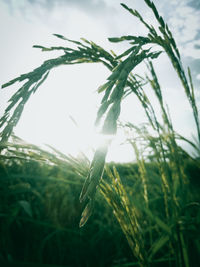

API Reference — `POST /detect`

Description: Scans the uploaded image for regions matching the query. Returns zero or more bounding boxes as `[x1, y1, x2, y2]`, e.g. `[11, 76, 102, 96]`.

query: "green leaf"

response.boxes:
[108, 35, 136, 43]
[143, 208, 171, 234]
[101, 81, 115, 103]
[79, 200, 94, 227]
[118, 69, 128, 81]
[80, 37, 91, 44]
[18, 200, 33, 217]
[33, 45, 50, 51]
[30, 71, 49, 94]
[149, 51, 163, 59]
[53, 33, 67, 40]
[102, 101, 121, 134]
[2, 77, 20, 88]
[110, 80, 126, 101]
[95, 101, 110, 126]
[149, 235, 169, 259]
[53, 33, 82, 46]
[107, 69, 121, 81]
[98, 82, 110, 93]
[120, 3, 136, 16]
[115, 46, 139, 60]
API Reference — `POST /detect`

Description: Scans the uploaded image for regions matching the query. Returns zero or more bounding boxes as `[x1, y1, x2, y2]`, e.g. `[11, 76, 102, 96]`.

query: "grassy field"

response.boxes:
[0, 138, 199, 266]
[0, 0, 200, 266]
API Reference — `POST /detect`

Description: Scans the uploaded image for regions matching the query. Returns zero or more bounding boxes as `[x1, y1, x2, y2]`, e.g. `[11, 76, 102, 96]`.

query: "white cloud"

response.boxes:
[165, 0, 200, 59]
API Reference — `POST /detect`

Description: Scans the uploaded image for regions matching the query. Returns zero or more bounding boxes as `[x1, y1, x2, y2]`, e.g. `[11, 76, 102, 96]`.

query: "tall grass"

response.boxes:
[0, 0, 200, 266]
[0, 136, 132, 266]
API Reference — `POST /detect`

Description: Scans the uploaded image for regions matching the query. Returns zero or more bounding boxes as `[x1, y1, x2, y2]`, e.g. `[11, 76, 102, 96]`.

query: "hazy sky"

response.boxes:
[0, 0, 200, 162]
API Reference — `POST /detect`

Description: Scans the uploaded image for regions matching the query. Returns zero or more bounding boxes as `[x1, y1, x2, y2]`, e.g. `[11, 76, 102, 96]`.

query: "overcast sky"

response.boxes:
[0, 0, 200, 162]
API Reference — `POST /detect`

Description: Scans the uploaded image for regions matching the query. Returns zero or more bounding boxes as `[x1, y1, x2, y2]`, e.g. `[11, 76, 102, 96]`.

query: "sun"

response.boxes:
[11, 62, 134, 163]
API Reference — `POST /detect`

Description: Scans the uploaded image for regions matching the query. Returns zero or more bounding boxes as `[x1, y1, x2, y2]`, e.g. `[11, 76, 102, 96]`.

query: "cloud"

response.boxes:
[3, 0, 109, 16]
[167, 5, 199, 40]
[187, 0, 200, 9]
[33, 0, 107, 13]
[157, 0, 200, 60]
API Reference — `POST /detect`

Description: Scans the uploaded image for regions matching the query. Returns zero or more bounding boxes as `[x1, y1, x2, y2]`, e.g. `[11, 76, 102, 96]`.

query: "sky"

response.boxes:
[0, 0, 200, 162]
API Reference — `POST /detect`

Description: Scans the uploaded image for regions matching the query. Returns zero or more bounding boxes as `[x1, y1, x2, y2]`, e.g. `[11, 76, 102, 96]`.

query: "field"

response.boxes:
[0, 0, 200, 266]
[0, 140, 199, 266]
